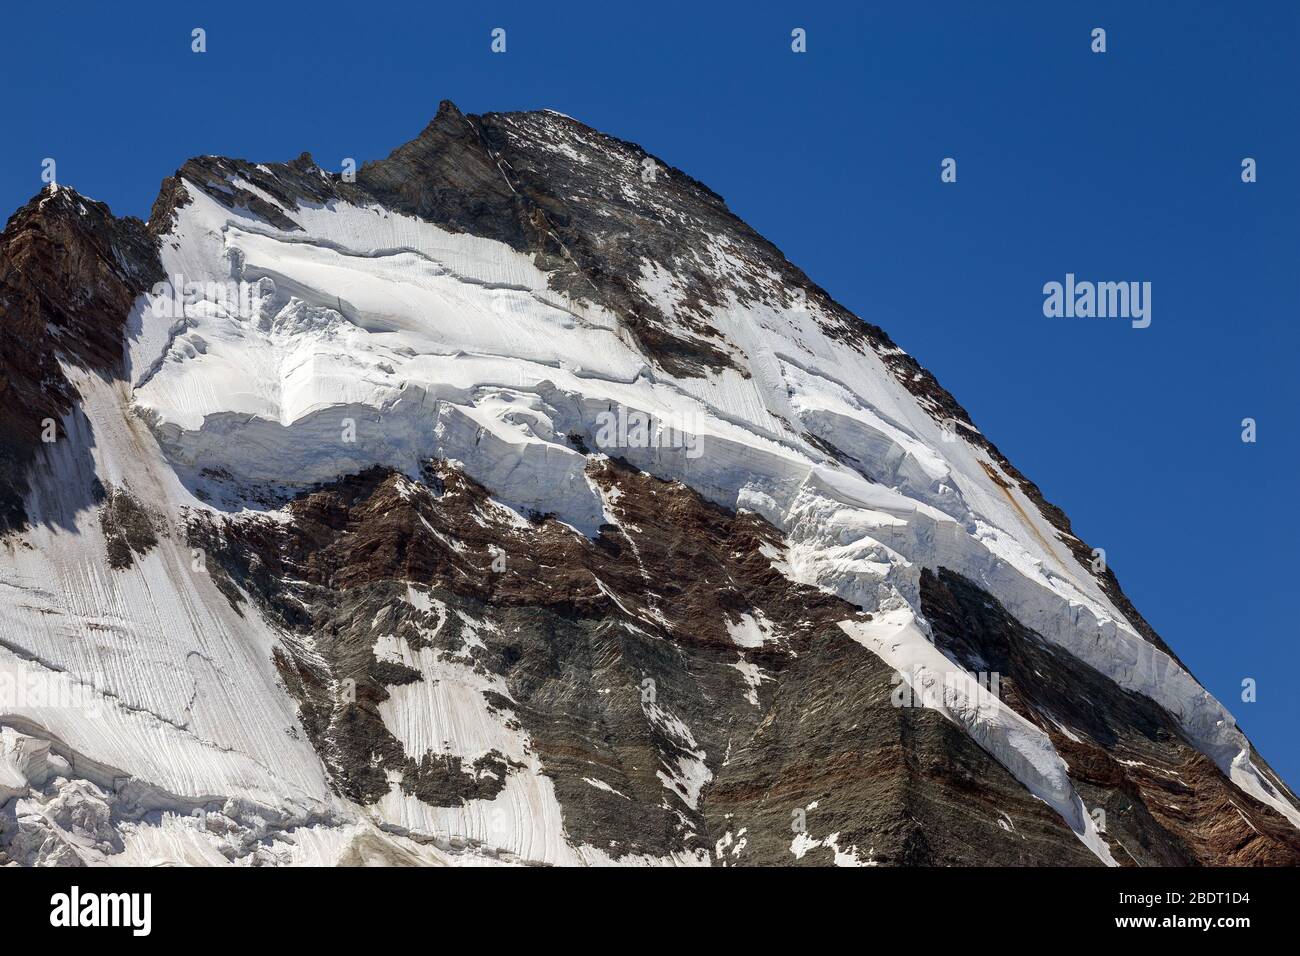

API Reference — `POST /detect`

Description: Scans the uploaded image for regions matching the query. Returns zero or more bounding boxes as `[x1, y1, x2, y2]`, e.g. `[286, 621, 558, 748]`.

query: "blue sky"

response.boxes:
[3, 1, 1297, 785]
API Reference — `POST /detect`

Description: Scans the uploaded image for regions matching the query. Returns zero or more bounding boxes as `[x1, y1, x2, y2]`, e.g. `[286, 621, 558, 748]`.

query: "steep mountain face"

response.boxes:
[0, 188, 162, 532]
[1, 101, 1296, 866]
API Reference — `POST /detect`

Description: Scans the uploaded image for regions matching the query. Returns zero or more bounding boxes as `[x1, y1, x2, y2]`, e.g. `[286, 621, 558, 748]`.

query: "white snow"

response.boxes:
[729, 654, 771, 707]
[640, 699, 710, 812]
[582, 777, 630, 800]
[725, 611, 777, 649]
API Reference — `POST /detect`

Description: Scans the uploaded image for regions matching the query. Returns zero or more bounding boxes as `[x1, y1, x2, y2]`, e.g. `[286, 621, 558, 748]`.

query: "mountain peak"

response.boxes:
[2, 103, 1297, 868]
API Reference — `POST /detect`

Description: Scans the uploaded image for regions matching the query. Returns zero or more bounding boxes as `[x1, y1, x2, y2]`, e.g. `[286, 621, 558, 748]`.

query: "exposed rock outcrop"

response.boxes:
[0, 187, 161, 531]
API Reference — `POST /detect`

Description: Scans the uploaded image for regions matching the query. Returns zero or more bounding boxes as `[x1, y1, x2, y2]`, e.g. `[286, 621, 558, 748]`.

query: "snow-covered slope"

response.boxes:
[2, 102, 1296, 866]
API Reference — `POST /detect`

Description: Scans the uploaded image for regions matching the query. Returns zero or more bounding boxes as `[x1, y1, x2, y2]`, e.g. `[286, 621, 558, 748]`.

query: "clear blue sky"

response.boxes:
[3, 1, 1297, 785]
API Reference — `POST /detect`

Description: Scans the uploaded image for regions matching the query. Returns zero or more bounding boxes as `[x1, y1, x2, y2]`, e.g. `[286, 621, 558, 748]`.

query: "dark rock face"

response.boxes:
[150, 151, 351, 237]
[97, 484, 160, 570]
[920, 568, 1300, 866]
[702, 626, 1103, 867]
[0, 187, 161, 531]
[357, 103, 539, 251]
[362, 102, 739, 375]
